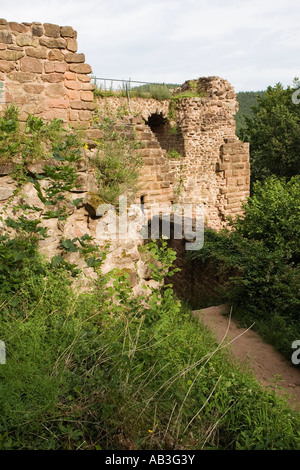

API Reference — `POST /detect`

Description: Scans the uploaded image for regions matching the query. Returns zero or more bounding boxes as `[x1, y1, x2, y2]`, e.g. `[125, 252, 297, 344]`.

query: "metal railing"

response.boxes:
[91, 77, 158, 92]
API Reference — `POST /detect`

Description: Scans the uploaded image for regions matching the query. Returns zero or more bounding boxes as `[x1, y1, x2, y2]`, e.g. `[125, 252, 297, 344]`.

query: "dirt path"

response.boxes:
[193, 305, 300, 408]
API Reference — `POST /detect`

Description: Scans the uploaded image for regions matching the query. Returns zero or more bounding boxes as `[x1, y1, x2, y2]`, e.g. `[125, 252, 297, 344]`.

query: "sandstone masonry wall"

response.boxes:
[0, 19, 95, 123]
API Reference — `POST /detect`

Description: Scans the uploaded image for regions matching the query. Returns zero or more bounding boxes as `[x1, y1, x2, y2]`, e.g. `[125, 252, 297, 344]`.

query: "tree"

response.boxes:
[240, 80, 300, 182]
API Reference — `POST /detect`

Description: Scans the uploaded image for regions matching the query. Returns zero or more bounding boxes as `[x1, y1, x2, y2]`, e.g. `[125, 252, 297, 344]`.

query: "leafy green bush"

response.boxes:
[188, 176, 300, 360]
[91, 113, 143, 205]
[239, 81, 300, 182]
[0, 105, 83, 163]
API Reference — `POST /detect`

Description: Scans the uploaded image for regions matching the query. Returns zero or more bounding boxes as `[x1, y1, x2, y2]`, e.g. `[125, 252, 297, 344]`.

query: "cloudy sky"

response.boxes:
[1, 0, 299, 91]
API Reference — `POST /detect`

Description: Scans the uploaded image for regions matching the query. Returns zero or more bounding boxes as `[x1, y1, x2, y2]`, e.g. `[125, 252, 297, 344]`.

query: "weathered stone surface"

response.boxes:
[48, 49, 64, 61]
[0, 60, 15, 72]
[0, 50, 24, 60]
[77, 73, 91, 82]
[9, 22, 28, 33]
[44, 82, 65, 97]
[23, 84, 45, 94]
[43, 23, 60, 38]
[16, 34, 38, 47]
[25, 46, 48, 59]
[39, 37, 66, 49]
[69, 63, 92, 74]
[0, 31, 12, 44]
[7, 71, 35, 82]
[80, 91, 94, 102]
[65, 71, 76, 80]
[0, 177, 16, 201]
[47, 98, 69, 108]
[60, 26, 76, 38]
[65, 52, 85, 63]
[0, 162, 15, 175]
[64, 79, 82, 90]
[20, 56, 43, 73]
[0, 19, 7, 25]
[41, 72, 64, 83]
[66, 38, 77, 52]
[32, 25, 44, 37]
[44, 61, 67, 73]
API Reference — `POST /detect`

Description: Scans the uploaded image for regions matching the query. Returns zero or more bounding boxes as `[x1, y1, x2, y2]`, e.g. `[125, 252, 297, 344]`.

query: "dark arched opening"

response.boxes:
[146, 113, 185, 159]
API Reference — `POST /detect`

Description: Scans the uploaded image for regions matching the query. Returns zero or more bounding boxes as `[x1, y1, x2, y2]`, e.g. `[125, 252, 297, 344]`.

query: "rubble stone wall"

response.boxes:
[0, 19, 95, 123]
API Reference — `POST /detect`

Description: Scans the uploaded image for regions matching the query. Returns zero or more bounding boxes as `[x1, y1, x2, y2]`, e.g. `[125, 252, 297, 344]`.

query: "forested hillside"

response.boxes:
[235, 91, 265, 135]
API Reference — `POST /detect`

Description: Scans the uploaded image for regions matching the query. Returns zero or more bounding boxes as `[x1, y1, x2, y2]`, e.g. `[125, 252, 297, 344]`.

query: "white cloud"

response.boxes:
[0, 0, 299, 90]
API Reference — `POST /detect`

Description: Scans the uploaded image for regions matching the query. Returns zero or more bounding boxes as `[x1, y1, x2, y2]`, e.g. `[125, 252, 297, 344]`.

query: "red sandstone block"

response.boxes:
[42, 73, 64, 83]
[80, 91, 93, 102]
[47, 99, 70, 109]
[65, 71, 76, 80]
[69, 109, 79, 121]
[60, 26, 77, 38]
[69, 63, 92, 74]
[20, 56, 43, 73]
[77, 74, 91, 82]
[48, 49, 64, 61]
[65, 79, 82, 90]
[78, 110, 92, 121]
[66, 89, 80, 100]
[9, 22, 28, 33]
[43, 23, 61, 38]
[65, 52, 85, 63]
[66, 38, 77, 52]
[23, 84, 45, 94]
[43, 109, 68, 121]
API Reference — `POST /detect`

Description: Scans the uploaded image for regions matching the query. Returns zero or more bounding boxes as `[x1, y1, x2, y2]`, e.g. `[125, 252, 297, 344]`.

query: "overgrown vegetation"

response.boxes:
[239, 81, 300, 182]
[0, 105, 82, 163]
[93, 83, 177, 100]
[91, 109, 143, 205]
[1, 226, 300, 449]
[188, 176, 300, 360]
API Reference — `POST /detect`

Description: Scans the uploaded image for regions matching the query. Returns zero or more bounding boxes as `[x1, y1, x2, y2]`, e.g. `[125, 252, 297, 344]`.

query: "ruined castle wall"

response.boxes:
[0, 19, 95, 123]
[96, 78, 250, 229]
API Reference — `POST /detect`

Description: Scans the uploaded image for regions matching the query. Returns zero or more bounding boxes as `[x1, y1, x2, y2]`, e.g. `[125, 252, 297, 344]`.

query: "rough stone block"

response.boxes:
[16, 34, 39, 47]
[48, 49, 64, 61]
[65, 52, 85, 63]
[65, 79, 81, 90]
[0, 31, 12, 44]
[20, 56, 43, 73]
[0, 60, 15, 72]
[60, 26, 77, 38]
[9, 22, 28, 33]
[77, 73, 91, 82]
[43, 23, 61, 38]
[44, 82, 65, 97]
[65, 71, 76, 80]
[66, 38, 77, 52]
[47, 98, 69, 108]
[80, 91, 93, 102]
[44, 61, 67, 73]
[0, 50, 24, 60]
[66, 89, 80, 100]
[7, 71, 35, 82]
[69, 109, 79, 121]
[69, 63, 92, 74]
[23, 84, 45, 94]
[0, 162, 15, 175]
[32, 25, 44, 37]
[40, 37, 66, 49]
[25, 46, 48, 59]
[41, 73, 64, 83]
[78, 110, 92, 121]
